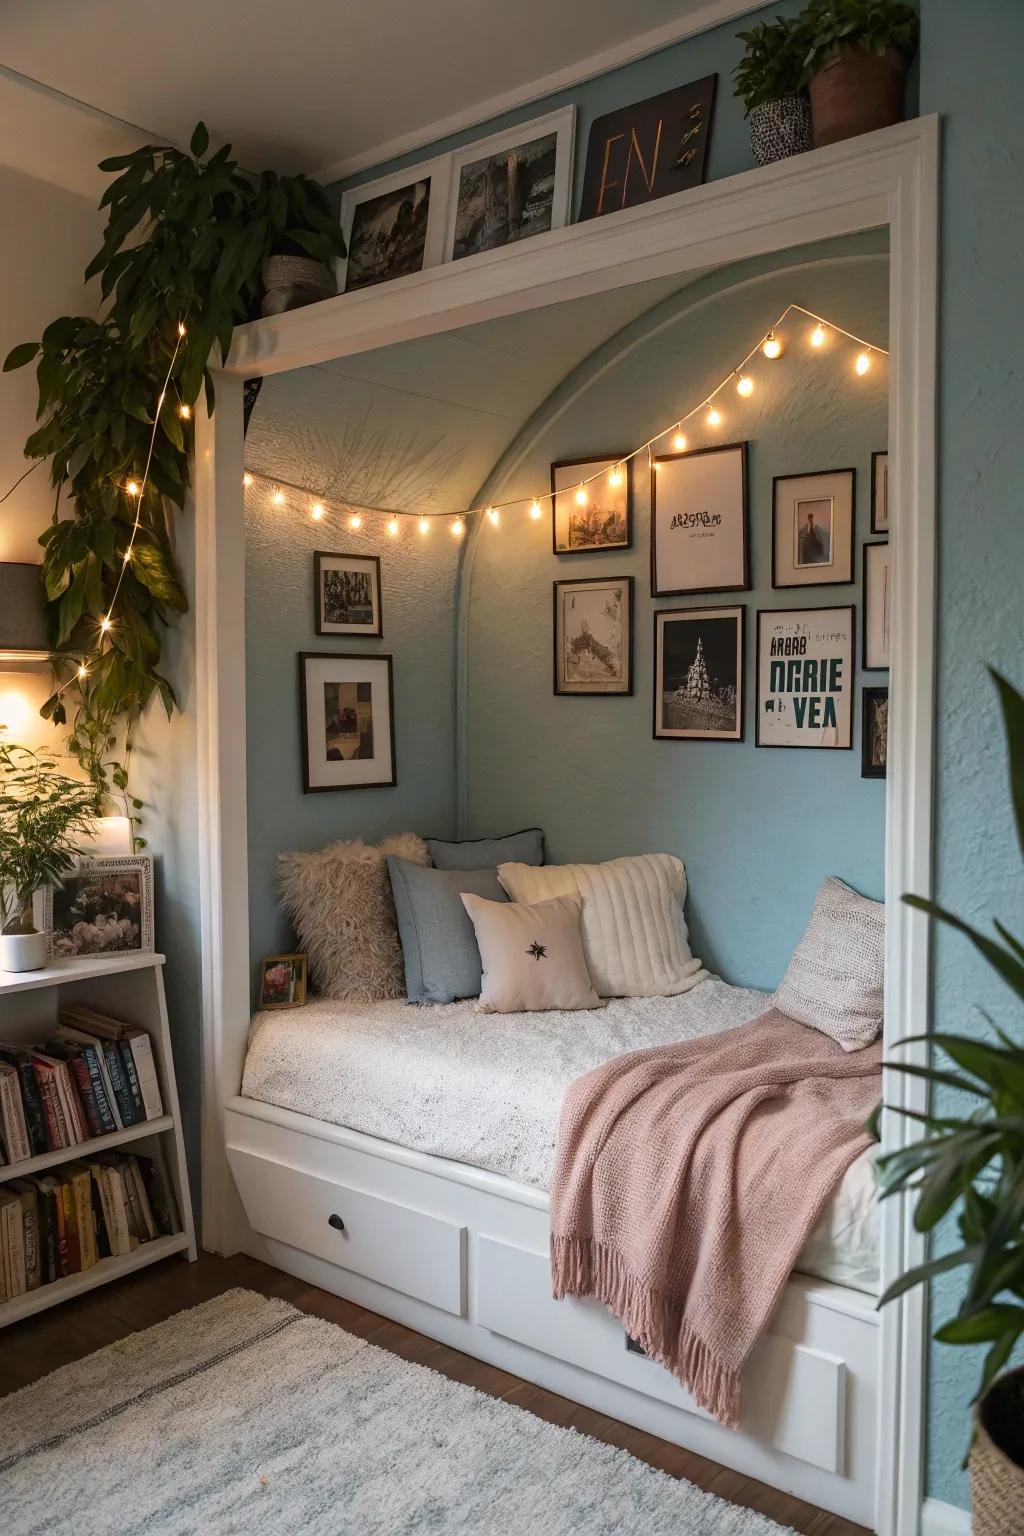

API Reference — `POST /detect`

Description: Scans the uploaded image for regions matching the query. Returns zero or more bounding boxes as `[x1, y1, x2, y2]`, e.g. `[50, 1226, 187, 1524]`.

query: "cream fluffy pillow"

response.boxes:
[497, 853, 705, 999]
[277, 833, 429, 1002]
[461, 893, 601, 1014]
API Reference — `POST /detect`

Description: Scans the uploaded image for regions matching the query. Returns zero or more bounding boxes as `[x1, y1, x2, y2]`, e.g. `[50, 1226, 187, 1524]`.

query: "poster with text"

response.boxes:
[652, 443, 749, 595]
[756, 606, 855, 749]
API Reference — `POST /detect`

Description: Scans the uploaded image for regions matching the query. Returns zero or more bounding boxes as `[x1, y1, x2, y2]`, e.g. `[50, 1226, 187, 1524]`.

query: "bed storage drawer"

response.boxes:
[229, 1147, 467, 1316]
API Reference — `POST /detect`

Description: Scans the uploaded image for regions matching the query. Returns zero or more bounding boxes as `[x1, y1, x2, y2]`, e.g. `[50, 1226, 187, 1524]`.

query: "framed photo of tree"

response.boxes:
[653, 605, 744, 741]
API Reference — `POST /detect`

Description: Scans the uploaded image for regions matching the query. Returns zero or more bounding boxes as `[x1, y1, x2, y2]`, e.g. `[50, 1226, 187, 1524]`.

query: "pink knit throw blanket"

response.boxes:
[550, 1010, 881, 1428]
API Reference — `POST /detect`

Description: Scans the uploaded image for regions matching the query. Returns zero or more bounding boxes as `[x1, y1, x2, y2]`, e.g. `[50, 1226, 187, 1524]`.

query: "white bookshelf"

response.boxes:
[0, 952, 197, 1325]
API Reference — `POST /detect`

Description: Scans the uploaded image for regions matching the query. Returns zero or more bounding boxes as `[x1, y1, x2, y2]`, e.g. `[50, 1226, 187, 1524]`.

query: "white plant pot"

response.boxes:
[0, 930, 48, 973]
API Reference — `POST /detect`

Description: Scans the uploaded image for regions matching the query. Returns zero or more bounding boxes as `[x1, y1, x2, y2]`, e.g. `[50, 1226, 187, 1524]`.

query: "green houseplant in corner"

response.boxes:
[801, 0, 919, 148]
[734, 15, 813, 167]
[878, 670, 1024, 1532]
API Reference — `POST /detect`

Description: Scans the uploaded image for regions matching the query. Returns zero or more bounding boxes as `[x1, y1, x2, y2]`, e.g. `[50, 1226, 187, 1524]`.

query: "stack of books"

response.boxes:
[0, 1005, 165, 1164]
[0, 1146, 180, 1301]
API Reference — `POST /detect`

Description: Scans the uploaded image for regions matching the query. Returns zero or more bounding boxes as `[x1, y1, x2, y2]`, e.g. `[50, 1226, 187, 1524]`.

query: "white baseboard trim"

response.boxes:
[921, 1498, 971, 1536]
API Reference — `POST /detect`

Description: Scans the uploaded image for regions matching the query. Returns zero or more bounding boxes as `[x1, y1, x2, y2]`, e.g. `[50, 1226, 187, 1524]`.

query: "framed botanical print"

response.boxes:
[863, 541, 892, 671]
[871, 451, 889, 533]
[44, 855, 155, 959]
[299, 652, 396, 792]
[339, 159, 447, 293]
[862, 686, 889, 778]
[314, 551, 383, 637]
[553, 576, 633, 696]
[445, 107, 575, 263]
[651, 442, 749, 597]
[756, 606, 856, 749]
[654, 605, 744, 742]
[551, 456, 632, 554]
[772, 468, 855, 588]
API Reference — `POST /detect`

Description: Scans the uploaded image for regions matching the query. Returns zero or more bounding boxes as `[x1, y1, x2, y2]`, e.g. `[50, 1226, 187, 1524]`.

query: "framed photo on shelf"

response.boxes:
[445, 107, 575, 263]
[339, 159, 448, 293]
[314, 551, 383, 637]
[44, 854, 155, 960]
[551, 456, 632, 554]
[772, 468, 855, 588]
[553, 575, 633, 696]
[862, 686, 889, 779]
[259, 953, 307, 1009]
[653, 605, 744, 742]
[871, 451, 889, 533]
[863, 541, 891, 671]
[299, 652, 396, 792]
[651, 442, 749, 597]
[578, 76, 716, 220]
[756, 606, 856, 749]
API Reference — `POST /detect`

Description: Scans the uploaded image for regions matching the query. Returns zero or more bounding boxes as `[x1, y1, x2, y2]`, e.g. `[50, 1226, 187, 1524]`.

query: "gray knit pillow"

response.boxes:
[772, 877, 884, 1051]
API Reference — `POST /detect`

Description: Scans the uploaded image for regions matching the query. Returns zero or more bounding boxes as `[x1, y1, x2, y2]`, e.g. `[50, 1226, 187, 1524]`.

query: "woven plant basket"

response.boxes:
[749, 96, 812, 168]
[971, 1367, 1024, 1536]
[260, 253, 336, 317]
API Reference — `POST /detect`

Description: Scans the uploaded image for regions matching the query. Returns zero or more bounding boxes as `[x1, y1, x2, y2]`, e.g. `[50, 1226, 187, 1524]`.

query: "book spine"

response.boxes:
[127, 1034, 163, 1120]
[118, 1044, 145, 1120]
[0, 1207, 9, 1303]
[36, 1187, 57, 1285]
[59, 1065, 87, 1145]
[89, 1169, 112, 1261]
[31, 1065, 62, 1151]
[102, 1042, 137, 1126]
[16, 1061, 49, 1157]
[58, 1181, 79, 1276]
[0, 1072, 31, 1163]
[74, 1174, 97, 1270]
[21, 1198, 40, 1290]
[6, 1202, 26, 1297]
[80, 1045, 117, 1135]
[125, 1157, 158, 1241]
[46, 1074, 71, 1150]
[67, 1056, 104, 1140]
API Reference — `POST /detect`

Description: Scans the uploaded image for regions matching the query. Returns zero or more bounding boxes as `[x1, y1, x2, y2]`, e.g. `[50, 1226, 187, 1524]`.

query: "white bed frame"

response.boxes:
[196, 118, 940, 1536]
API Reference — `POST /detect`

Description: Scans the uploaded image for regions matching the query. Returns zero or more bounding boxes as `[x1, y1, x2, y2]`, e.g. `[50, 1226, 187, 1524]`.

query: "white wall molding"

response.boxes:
[921, 1498, 972, 1536]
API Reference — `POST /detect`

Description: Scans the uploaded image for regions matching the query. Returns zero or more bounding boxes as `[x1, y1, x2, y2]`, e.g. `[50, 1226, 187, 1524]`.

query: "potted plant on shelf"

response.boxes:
[734, 15, 813, 168]
[878, 671, 1024, 1533]
[0, 743, 100, 972]
[801, 0, 919, 148]
[256, 172, 344, 316]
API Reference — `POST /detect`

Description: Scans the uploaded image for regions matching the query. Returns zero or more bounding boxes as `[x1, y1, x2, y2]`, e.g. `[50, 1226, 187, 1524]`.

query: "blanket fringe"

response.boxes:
[550, 1234, 743, 1430]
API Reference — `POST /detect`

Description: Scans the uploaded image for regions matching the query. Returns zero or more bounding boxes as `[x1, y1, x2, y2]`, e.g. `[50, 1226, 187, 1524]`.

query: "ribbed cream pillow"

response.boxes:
[497, 853, 705, 999]
[772, 877, 884, 1051]
[461, 892, 601, 1014]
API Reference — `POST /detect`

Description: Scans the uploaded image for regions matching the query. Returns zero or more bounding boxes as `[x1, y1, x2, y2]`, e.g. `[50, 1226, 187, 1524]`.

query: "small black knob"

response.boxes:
[328, 1213, 346, 1233]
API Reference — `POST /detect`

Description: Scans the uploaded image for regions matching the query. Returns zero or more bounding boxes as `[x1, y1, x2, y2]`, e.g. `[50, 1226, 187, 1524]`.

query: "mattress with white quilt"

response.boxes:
[241, 976, 881, 1293]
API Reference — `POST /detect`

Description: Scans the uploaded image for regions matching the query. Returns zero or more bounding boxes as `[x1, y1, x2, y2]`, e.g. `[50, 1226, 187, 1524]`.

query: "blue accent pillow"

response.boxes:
[387, 858, 508, 1004]
[427, 827, 544, 871]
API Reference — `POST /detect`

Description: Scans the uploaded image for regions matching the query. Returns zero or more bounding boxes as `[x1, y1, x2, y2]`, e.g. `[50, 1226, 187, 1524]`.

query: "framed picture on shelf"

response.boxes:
[863, 541, 892, 671]
[578, 76, 716, 220]
[756, 606, 855, 749]
[651, 442, 749, 597]
[339, 160, 447, 293]
[44, 854, 155, 960]
[299, 652, 396, 792]
[551, 456, 632, 554]
[772, 468, 855, 588]
[653, 605, 744, 742]
[314, 551, 383, 637]
[553, 575, 633, 696]
[862, 686, 889, 778]
[259, 953, 307, 1009]
[445, 107, 575, 263]
[871, 451, 889, 533]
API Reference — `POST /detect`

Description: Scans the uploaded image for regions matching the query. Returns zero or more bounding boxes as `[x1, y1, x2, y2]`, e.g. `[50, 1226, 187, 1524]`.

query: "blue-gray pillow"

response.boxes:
[427, 827, 544, 871]
[387, 858, 508, 1003]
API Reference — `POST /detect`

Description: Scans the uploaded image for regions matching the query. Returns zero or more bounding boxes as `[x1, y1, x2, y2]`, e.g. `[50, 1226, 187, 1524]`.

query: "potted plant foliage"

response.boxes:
[0, 743, 100, 972]
[878, 671, 1024, 1533]
[734, 16, 813, 167]
[801, 0, 919, 147]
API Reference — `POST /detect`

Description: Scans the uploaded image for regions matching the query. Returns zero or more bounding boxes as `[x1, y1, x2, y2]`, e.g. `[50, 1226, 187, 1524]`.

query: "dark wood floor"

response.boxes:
[0, 1252, 870, 1535]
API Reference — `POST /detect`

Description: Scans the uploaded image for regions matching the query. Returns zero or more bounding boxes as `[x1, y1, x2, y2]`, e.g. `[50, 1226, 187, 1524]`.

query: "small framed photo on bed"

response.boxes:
[651, 443, 749, 596]
[551, 456, 632, 554]
[871, 451, 889, 533]
[299, 652, 396, 792]
[553, 575, 633, 695]
[863, 541, 892, 671]
[314, 551, 383, 637]
[772, 468, 855, 588]
[756, 606, 855, 749]
[259, 953, 307, 1009]
[862, 686, 889, 778]
[654, 605, 744, 741]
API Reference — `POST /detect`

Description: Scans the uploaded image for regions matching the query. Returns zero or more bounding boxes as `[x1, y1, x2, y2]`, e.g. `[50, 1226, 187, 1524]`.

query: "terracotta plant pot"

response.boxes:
[0, 929, 47, 973]
[749, 96, 813, 168]
[260, 253, 337, 318]
[808, 44, 909, 148]
[971, 1366, 1024, 1535]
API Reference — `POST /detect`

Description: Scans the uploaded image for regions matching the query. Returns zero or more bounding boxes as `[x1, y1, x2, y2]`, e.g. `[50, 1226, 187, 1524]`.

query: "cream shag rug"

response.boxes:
[0, 1290, 797, 1535]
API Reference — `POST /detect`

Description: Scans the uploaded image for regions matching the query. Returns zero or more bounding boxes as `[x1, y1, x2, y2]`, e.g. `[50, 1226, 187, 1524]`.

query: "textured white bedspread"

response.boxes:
[241, 977, 880, 1293]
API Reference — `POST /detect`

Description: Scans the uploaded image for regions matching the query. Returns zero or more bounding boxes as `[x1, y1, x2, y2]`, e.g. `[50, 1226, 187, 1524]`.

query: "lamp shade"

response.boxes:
[0, 564, 48, 660]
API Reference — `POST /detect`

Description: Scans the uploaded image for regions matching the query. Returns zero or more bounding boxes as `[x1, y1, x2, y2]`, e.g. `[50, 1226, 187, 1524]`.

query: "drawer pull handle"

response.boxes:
[328, 1213, 346, 1233]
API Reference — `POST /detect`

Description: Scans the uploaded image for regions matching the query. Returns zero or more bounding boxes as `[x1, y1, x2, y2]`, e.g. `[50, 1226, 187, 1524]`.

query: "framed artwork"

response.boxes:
[44, 854, 155, 960]
[863, 541, 892, 671]
[756, 606, 856, 749]
[551, 456, 632, 554]
[871, 451, 889, 533]
[772, 468, 855, 588]
[862, 686, 889, 779]
[339, 160, 447, 293]
[299, 652, 396, 792]
[651, 442, 749, 597]
[654, 605, 744, 742]
[259, 953, 307, 1009]
[314, 551, 383, 637]
[445, 107, 575, 263]
[553, 575, 633, 696]
[578, 76, 716, 220]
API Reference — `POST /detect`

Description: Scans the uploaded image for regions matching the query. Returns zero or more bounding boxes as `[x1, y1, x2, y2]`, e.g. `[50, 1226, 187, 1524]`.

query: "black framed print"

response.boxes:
[871, 451, 889, 533]
[551, 456, 632, 554]
[314, 551, 383, 637]
[862, 686, 889, 778]
[299, 652, 396, 792]
[756, 606, 855, 749]
[772, 468, 855, 588]
[863, 541, 892, 671]
[553, 575, 633, 695]
[654, 605, 744, 742]
[651, 442, 749, 597]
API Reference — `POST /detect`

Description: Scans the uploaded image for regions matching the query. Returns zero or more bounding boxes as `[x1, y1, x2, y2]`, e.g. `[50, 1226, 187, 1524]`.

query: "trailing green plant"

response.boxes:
[734, 15, 811, 114]
[800, 0, 919, 75]
[0, 743, 101, 935]
[877, 670, 1024, 1423]
[2, 122, 346, 808]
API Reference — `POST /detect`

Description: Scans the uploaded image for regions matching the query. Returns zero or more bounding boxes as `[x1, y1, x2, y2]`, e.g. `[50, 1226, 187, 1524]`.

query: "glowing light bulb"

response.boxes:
[311, 502, 325, 521]
[243, 472, 254, 488]
[126, 480, 140, 497]
[451, 517, 465, 537]
[179, 403, 191, 420]
[608, 465, 623, 488]
[100, 615, 112, 634]
[77, 664, 88, 681]
[349, 513, 362, 530]
[810, 324, 827, 349]
[762, 332, 783, 360]
[122, 549, 132, 564]
[419, 517, 430, 535]
[574, 485, 588, 507]
[272, 490, 285, 507]
[855, 350, 872, 376]
[177, 321, 187, 338]
[487, 507, 500, 527]
[736, 375, 754, 398]
[707, 403, 722, 427]
[529, 499, 543, 520]
[387, 518, 399, 537]
[672, 429, 687, 452]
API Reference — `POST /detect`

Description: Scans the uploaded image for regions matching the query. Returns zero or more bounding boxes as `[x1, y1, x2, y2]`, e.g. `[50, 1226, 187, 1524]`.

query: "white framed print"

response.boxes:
[654, 605, 744, 741]
[863, 541, 892, 671]
[299, 652, 396, 792]
[871, 451, 889, 533]
[651, 443, 749, 596]
[339, 158, 449, 293]
[756, 606, 855, 749]
[44, 854, 155, 959]
[444, 107, 575, 263]
[772, 467, 855, 588]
